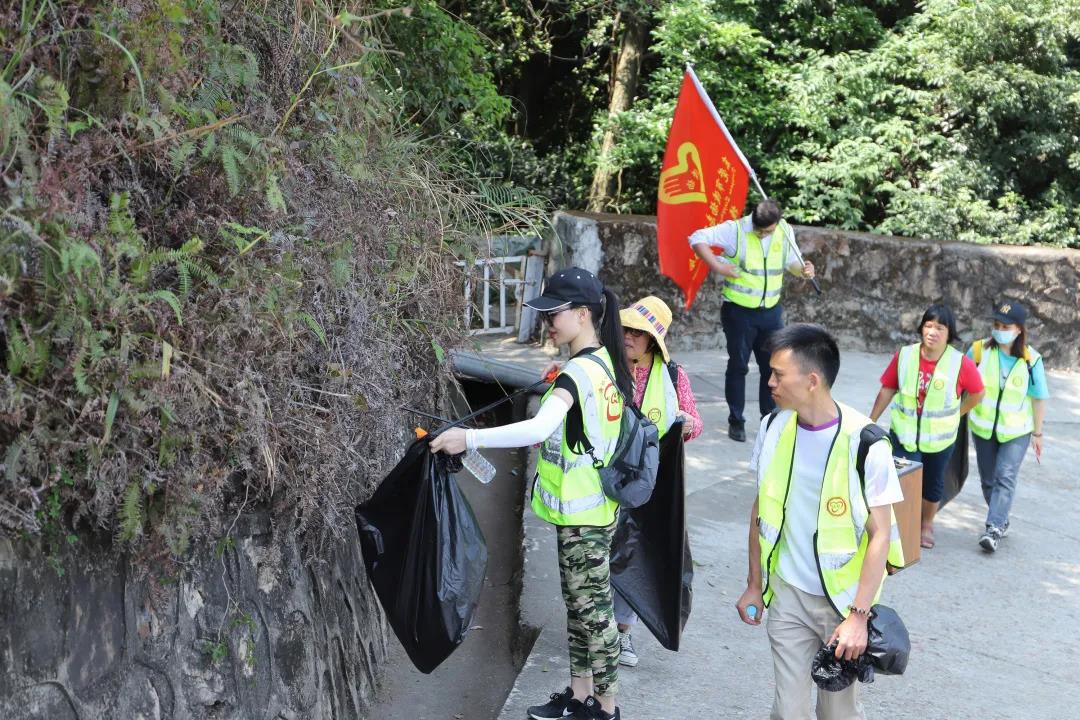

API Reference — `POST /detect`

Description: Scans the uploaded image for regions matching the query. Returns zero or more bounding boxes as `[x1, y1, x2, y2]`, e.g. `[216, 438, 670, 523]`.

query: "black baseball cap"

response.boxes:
[525, 267, 605, 312]
[991, 298, 1027, 326]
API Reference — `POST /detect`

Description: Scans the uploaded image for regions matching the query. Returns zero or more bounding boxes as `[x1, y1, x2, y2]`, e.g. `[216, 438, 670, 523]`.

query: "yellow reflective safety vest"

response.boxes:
[757, 403, 906, 617]
[890, 343, 963, 453]
[638, 355, 680, 439]
[532, 348, 622, 526]
[969, 340, 1039, 442]
[722, 218, 791, 309]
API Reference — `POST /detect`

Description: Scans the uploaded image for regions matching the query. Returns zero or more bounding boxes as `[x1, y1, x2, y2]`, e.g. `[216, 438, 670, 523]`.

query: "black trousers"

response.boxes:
[721, 301, 783, 424]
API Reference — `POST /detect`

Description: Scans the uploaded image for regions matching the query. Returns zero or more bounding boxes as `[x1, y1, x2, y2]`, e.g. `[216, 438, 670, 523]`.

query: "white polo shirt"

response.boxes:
[688, 216, 805, 275]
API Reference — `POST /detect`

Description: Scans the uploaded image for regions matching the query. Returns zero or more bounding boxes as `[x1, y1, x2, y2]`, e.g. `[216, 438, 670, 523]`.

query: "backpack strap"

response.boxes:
[857, 423, 889, 490]
[667, 360, 679, 387]
[765, 409, 781, 432]
[577, 353, 624, 468]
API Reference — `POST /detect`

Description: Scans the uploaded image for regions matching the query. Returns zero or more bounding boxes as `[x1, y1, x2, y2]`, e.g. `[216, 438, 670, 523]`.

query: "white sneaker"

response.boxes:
[618, 632, 639, 667]
[979, 528, 999, 553]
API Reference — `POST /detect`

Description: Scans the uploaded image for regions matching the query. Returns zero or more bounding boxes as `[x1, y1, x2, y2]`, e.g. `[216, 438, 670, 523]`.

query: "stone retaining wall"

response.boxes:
[550, 211, 1080, 368]
[0, 511, 386, 719]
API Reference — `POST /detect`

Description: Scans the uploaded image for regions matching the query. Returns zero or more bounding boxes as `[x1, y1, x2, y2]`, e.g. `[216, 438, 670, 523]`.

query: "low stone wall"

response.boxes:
[550, 211, 1080, 368]
[0, 511, 386, 719]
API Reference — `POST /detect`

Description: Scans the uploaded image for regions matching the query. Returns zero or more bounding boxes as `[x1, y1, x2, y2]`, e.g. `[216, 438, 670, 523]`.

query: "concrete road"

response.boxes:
[498, 347, 1080, 720]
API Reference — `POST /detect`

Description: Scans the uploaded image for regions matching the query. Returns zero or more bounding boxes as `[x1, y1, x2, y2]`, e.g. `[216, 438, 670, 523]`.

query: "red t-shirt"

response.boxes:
[880, 350, 984, 412]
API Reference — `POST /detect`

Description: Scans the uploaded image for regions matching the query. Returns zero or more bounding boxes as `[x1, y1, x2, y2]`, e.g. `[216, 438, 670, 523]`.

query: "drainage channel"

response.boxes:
[367, 377, 539, 719]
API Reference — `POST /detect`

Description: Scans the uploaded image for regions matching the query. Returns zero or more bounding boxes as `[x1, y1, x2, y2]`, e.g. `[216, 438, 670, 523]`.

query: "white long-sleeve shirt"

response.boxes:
[689, 215, 805, 276]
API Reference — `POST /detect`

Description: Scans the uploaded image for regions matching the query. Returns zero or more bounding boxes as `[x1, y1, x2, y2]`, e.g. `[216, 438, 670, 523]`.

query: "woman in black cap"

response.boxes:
[431, 267, 631, 720]
[966, 299, 1049, 553]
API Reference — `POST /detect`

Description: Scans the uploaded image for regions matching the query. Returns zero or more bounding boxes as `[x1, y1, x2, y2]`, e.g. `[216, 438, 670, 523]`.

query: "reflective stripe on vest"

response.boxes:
[532, 348, 622, 526]
[639, 355, 680, 439]
[757, 404, 906, 618]
[969, 341, 1038, 442]
[722, 218, 790, 309]
[890, 343, 962, 453]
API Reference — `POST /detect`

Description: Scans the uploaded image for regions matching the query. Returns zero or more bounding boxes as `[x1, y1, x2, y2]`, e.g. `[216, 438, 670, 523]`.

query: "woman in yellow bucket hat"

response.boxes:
[613, 295, 702, 668]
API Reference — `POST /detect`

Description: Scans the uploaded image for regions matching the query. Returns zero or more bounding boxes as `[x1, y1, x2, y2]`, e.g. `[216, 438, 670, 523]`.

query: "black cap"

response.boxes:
[525, 267, 604, 312]
[991, 298, 1027, 326]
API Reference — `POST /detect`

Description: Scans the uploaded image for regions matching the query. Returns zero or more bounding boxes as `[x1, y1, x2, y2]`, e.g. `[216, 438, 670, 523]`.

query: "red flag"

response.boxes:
[657, 67, 752, 310]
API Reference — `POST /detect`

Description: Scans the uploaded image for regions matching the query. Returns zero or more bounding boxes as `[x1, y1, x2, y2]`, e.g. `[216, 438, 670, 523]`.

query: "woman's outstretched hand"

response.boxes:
[429, 428, 467, 454]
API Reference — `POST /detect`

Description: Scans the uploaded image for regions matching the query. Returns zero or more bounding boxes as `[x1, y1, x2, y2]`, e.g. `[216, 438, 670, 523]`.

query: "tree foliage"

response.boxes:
[407, 0, 1080, 247]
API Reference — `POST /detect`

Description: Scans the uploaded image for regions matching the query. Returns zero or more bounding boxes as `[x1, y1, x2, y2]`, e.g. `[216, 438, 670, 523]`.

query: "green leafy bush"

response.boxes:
[0, 0, 533, 558]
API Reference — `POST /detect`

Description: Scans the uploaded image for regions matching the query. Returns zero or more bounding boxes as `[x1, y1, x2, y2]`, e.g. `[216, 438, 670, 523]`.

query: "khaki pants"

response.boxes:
[766, 576, 866, 720]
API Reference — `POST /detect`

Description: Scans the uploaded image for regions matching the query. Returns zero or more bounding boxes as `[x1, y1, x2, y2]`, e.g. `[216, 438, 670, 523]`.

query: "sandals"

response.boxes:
[920, 528, 936, 549]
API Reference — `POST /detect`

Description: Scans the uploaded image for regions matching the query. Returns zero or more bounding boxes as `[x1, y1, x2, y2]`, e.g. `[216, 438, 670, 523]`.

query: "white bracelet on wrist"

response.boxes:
[465, 429, 477, 451]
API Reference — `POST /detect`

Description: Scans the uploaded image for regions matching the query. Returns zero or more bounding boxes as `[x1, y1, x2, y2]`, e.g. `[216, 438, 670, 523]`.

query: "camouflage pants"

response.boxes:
[556, 522, 620, 698]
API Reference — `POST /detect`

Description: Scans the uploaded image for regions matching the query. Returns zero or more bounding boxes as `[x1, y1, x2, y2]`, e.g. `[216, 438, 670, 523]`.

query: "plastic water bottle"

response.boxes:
[461, 449, 496, 484]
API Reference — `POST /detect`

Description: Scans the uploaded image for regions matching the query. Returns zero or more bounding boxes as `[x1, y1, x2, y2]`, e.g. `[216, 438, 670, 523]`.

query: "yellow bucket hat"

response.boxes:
[620, 296, 673, 363]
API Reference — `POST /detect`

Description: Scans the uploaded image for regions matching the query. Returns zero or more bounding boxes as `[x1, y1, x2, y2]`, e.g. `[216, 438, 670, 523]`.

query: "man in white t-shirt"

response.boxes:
[735, 324, 904, 720]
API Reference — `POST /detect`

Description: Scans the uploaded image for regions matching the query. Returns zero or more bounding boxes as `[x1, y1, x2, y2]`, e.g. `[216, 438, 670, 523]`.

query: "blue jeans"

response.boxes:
[721, 301, 783, 424]
[889, 430, 955, 503]
[613, 591, 637, 627]
[973, 433, 1030, 530]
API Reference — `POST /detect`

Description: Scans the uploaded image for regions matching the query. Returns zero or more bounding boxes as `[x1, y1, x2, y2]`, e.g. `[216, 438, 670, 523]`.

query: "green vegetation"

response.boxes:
[0, 1, 541, 557]
[401, 0, 1080, 246]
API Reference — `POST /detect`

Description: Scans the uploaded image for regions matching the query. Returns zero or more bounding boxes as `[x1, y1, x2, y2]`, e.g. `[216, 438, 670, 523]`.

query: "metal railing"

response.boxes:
[457, 254, 543, 337]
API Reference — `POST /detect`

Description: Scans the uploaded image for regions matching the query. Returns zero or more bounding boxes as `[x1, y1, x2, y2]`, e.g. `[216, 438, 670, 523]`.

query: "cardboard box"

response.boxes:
[892, 458, 923, 568]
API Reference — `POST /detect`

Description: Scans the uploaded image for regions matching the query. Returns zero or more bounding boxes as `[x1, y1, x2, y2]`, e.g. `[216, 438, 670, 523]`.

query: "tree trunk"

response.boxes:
[587, 15, 647, 213]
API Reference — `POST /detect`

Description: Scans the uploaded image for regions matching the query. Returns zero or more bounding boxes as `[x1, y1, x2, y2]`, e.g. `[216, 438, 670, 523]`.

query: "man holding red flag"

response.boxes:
[691, 200, 814, 441]
[656, 66, 815, 442]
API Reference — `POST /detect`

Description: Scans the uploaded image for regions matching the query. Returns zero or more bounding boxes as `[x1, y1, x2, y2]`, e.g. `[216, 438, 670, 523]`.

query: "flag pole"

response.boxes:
[687, 65, 822, 296]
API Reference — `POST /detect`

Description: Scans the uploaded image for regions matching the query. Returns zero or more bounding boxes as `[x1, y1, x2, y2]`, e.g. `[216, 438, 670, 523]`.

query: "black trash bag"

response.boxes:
[940, 415, 969, 508]
[355, 439, 488, 673]
[811, 643, 875, 692]
[610, 422, 693, 651]
[866, 605, 910, 675]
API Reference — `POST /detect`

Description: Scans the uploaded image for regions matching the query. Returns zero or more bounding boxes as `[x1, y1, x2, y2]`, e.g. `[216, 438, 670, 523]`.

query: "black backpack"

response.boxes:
[577, 354, 660, 508]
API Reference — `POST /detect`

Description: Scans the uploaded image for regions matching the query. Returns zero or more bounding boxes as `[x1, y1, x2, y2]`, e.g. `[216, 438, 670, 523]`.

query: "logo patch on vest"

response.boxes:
[647, 407, 661, 423]
[826, 497, 848, 517]
[1011, 375, 1024, 387]
[933, 378, 945, 391]
[603, 382, 624, 421]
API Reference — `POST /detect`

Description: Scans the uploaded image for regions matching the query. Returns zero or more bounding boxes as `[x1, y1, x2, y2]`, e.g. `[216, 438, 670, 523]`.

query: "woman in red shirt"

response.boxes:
[869, 304, 984, 549]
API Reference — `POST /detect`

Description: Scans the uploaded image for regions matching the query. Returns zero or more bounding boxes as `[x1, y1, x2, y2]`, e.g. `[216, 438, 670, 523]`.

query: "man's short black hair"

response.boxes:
[768, 323, 840, 387]
[752, 199, 782, 229]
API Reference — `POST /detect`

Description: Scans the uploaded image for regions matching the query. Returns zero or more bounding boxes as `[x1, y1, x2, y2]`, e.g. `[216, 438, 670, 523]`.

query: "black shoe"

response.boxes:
[568, 696, 620, 719]
[528, 687, 583, 719]
[728, 421, 746, 442]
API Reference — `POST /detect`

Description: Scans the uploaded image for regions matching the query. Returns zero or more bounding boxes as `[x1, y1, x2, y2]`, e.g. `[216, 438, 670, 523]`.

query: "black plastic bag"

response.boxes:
[866, 605, 910, 675]
[940, 415, 969, 508]
[610, 422, 693, 651]
[812, 643, 874, 691]
[355, 439, 488, 673]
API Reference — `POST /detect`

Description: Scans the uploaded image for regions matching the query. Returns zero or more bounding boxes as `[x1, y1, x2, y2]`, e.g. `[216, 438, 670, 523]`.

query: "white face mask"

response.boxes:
[992, 328, 1019, 345]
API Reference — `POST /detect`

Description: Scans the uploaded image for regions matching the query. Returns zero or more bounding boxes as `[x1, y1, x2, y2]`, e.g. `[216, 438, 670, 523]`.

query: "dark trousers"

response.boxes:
[721, 301, 783, 425]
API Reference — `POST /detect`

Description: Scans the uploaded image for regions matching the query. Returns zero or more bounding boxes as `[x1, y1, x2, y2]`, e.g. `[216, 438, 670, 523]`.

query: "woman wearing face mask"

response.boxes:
[966, 299, 1049, 553]
[430, 267, 630, 720]
[869, 304, 985, 549]
[610, 295, 701, 668]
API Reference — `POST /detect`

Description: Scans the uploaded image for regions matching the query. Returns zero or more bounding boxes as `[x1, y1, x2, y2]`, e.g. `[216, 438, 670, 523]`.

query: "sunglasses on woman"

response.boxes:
[542, 308, 570, 324]
[623, 327, 647, 338]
